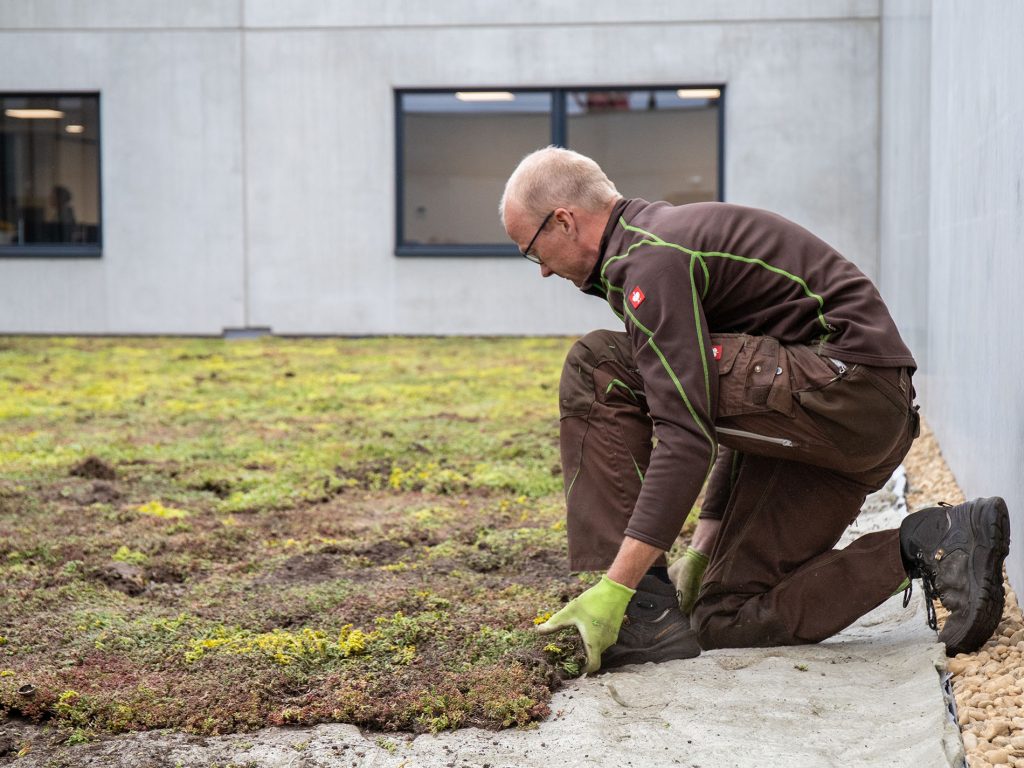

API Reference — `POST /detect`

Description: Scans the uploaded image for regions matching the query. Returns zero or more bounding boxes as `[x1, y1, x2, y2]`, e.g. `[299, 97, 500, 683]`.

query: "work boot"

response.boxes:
[899, 497, 1010, 656]
[601, 574, 701, 670]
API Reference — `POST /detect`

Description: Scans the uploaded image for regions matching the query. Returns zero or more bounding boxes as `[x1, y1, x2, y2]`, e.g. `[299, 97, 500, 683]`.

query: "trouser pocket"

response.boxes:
[856, 364, 913, 414]
[712, 333, 793, 418]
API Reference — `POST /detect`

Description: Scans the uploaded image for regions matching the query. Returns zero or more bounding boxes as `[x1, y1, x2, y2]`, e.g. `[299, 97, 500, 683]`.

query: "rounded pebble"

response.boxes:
[982, 720, 1011, 742]
[949, 658, 971, 675]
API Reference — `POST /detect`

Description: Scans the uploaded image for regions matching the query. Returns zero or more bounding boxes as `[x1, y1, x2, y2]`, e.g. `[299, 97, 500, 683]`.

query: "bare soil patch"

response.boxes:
[69, 457, 117, 481]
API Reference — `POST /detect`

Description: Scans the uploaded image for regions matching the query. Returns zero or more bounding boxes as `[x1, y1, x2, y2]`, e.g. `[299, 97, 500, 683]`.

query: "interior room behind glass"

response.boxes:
[0, 94, 101, 248]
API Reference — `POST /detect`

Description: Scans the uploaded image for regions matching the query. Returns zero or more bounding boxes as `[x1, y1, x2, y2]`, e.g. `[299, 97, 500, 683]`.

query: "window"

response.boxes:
[0, 93, 102, 257]
[395, 87, 723, 256]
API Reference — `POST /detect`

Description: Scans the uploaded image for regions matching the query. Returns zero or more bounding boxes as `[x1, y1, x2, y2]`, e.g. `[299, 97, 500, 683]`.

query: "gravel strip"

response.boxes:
[903, 419, 1021, 768]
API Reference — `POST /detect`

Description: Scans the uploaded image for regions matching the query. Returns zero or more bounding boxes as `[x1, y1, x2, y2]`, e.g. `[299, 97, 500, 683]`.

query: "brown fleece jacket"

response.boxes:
[584, 198, 916, 551]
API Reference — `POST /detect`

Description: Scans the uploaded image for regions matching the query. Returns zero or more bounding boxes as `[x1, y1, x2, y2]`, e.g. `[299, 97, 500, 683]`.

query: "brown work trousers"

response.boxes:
[559, 330, 920, 648]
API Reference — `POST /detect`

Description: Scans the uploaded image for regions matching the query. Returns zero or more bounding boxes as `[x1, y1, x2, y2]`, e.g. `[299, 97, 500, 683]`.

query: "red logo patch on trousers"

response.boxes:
[628, 286, 646, 309]
[712, 344, 723, 360]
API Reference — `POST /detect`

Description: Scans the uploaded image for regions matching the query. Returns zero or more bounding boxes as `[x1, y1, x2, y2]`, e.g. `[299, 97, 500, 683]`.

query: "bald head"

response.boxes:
[501, 147, 621, 287]
[499, 146, 620, 226]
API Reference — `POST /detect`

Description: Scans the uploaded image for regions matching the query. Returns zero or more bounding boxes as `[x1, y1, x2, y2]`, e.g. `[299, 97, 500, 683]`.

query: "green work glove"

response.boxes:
[668, 546, 709, 615]
[536, 575, 635, 674]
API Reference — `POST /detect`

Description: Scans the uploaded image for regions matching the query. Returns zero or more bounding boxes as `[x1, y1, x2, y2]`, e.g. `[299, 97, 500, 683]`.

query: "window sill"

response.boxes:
[396, 244, 520, 258]
[0, 245, 102, 258]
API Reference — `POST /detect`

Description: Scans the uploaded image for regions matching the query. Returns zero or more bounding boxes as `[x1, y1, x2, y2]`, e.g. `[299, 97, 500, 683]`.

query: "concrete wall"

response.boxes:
[1, 0, 883, 335]
[0, 9, 246, 334]
[878, 0, 930, 379]
[880, 0, 1024, 590]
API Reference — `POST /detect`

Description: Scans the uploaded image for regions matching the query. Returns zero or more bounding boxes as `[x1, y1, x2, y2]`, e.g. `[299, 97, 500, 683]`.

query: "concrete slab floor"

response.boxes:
[9, 468, 964, 768]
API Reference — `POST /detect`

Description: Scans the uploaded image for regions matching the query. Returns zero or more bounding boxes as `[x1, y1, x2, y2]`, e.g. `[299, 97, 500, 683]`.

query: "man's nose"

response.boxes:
[540, 264, 553, 278]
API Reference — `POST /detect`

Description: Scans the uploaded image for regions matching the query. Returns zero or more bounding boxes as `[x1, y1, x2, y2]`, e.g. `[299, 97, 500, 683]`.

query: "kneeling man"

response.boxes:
[500, 146, 1010, 673]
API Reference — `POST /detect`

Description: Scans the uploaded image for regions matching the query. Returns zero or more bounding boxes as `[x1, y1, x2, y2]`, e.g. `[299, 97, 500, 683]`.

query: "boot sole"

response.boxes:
[940, 497, 1010, 656]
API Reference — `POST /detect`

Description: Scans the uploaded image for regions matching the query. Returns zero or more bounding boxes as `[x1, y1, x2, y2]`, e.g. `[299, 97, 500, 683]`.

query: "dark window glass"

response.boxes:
[566, 89, 720, 205]
[396, 86, 722, 255]
[0, 93, 101, 251]
[400, 91, 551, 248]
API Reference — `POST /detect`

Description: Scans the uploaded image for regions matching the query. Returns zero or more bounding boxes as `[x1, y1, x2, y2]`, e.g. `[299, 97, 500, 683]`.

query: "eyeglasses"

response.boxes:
[519, 210, 555, 264]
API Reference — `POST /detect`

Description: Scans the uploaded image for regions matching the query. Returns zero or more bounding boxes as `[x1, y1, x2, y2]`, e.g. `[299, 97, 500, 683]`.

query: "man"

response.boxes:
[500, 146, 1010, 674]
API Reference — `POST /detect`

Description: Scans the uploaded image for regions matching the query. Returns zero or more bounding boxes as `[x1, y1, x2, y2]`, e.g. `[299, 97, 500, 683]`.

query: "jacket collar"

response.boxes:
[581, 198, 650, 294]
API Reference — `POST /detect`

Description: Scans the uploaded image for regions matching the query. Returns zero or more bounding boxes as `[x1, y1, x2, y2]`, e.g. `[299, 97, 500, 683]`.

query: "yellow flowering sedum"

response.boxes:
[137, 500, 190, 520]
[337, 625, 369, 656]
[185, 625, 376, 666]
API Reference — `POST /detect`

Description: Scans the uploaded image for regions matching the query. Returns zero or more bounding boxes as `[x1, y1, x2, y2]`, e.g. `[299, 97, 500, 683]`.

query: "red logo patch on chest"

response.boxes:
[628, 286, 646, 309]
[712, 344, 723, 361]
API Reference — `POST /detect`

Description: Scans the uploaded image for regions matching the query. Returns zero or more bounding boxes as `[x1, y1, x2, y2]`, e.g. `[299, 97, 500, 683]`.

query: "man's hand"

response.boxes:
[536, 575, 635, 673]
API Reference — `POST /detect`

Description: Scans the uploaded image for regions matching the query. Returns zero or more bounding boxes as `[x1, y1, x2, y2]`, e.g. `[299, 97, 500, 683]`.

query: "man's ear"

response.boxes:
[553, 208, 574, 234]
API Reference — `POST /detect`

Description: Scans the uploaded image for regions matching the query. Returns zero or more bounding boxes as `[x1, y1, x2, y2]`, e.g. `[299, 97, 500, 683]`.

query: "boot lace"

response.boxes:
[901, 501, 952, 633]
[902, 572, 939, 631]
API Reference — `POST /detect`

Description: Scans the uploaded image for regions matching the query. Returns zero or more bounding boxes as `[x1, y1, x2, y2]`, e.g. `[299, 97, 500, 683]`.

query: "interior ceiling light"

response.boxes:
[4, 108, 66, 119]
[455, 91, 515, 102]
[676, 88, 721, 100]
[65, 124, 85, 134]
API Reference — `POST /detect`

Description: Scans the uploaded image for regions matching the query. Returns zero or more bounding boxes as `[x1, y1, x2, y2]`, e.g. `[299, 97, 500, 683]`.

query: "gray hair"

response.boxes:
[499, 146, 620, 226]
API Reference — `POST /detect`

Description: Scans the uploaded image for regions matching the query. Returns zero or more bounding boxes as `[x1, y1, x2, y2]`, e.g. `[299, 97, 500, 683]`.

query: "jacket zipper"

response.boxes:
[716, 426, 797, 448]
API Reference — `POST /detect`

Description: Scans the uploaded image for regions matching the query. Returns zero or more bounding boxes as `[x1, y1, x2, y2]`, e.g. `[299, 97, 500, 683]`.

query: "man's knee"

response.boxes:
[692, 593, 792, 649]
[560, 330, 632, 418]
[691, 596, 728, 649]
[564, 329, 630, 370]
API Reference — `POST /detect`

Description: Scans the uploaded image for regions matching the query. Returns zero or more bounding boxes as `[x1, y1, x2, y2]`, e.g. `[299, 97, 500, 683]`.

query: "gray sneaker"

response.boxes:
[601, 574, 701, 670]
[899, 497, 1010, 656]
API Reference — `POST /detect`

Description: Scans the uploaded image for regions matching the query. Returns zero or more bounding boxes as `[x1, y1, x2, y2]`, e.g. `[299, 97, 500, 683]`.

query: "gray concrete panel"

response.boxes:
[0, 30, 246, 333]
[723, 19, 880, 273]
[881, 0, 1024, 594]
[924, 1, 1024, 592]
[0, 0, 239, 30]
[244, 0, 880, 29]
[879, 0, 931, 385]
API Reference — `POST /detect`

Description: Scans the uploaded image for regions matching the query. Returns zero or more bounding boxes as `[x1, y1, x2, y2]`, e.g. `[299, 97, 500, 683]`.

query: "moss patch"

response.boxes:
[0, 337, 623, 740]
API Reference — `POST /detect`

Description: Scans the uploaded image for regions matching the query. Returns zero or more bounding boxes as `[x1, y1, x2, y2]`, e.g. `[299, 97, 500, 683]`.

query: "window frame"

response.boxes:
[394, 84, 725, 258]
[0, 91, 103, 259]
